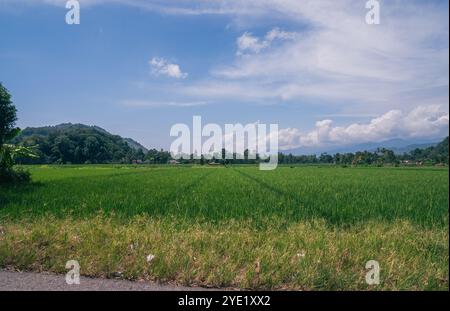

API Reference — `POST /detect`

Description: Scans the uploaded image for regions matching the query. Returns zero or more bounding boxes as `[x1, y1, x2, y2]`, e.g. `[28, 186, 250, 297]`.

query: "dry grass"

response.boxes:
[0, 214, 448, 290]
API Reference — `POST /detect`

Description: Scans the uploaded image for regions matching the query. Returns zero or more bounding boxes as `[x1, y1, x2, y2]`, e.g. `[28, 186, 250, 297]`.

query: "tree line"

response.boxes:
[14, 124, 449, 166]
[277, 139, 448, 166]
[174, 138, 448, 166]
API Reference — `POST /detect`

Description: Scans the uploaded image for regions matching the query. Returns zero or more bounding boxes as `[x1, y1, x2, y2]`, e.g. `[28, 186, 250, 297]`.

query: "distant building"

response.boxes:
[401, 160, 424, 166]
[168, 160, 180, 165]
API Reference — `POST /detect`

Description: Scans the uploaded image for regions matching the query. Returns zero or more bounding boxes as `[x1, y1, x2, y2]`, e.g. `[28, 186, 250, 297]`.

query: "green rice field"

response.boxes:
[0, 165, 448, 290]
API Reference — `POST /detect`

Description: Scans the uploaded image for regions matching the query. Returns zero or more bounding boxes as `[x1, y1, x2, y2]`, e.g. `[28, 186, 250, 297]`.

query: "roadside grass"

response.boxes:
[0, 165, 448, 290]
[0, 215, 447, 290]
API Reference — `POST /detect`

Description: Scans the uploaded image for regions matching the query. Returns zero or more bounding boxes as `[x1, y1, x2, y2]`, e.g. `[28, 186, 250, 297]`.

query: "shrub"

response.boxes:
[0, 167, 31, 184]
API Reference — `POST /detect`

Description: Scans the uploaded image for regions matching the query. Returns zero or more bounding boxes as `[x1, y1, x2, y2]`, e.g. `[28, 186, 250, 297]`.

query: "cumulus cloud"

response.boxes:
[236, 27, 296, 55]
[278, 105, 449, 150]
[150, 57, 188, 79]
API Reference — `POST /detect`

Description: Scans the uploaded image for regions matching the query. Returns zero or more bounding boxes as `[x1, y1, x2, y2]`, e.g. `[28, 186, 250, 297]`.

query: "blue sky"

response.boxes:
[0, 0, 448, 151]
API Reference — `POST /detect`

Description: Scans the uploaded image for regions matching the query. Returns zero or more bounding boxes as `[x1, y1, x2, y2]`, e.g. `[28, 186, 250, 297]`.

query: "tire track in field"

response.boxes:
[232, 168, 305, 205]
[230, 167, 335, 222]
[233, 168, 335, 221]
[157, 169, 214, 210]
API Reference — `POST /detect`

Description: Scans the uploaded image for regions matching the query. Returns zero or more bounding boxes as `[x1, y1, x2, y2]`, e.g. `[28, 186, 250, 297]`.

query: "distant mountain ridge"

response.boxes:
[389, 142, 439, 155]
[286, 138, 444, 155]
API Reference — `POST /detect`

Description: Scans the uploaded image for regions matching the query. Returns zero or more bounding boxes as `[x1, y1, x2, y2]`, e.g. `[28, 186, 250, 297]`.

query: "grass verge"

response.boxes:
[0, 214, 448, 290]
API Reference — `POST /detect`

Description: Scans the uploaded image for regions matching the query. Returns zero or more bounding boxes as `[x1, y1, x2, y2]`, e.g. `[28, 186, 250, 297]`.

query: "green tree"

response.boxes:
[0, 83, 37, 182]
[0, 83, 19, 147]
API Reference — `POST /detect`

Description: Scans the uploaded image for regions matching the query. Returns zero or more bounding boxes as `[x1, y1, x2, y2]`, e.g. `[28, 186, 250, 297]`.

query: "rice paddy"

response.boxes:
[0, 165, 448, 290]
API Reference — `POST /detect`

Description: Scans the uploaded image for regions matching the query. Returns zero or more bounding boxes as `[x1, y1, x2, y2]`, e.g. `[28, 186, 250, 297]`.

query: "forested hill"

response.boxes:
[12, 123, 148, 164]
[408, 136, 448, 162]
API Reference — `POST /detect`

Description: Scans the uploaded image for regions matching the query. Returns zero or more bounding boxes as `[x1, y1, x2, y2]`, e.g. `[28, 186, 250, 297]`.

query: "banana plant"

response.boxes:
[0, 144, 38, 170]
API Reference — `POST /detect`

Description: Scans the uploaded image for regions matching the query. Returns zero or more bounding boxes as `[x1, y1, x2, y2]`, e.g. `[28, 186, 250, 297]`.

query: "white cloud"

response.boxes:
[277, 105, 449, 150]
[236, 27, 296, 55]
[149, 57, 188, 79]
[9, 1, 448, 110]
[197, 1, 448, 117]
[236, 32, 268, 54]
[7, 0, 448, 145]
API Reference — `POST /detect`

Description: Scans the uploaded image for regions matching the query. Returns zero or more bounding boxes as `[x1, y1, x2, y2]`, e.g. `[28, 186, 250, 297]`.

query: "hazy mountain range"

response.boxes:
[284, 138, 445, 155]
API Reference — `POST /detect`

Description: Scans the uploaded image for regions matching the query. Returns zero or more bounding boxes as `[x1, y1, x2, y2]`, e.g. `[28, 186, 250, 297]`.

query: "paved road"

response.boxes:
[0, 270, 213, 291]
